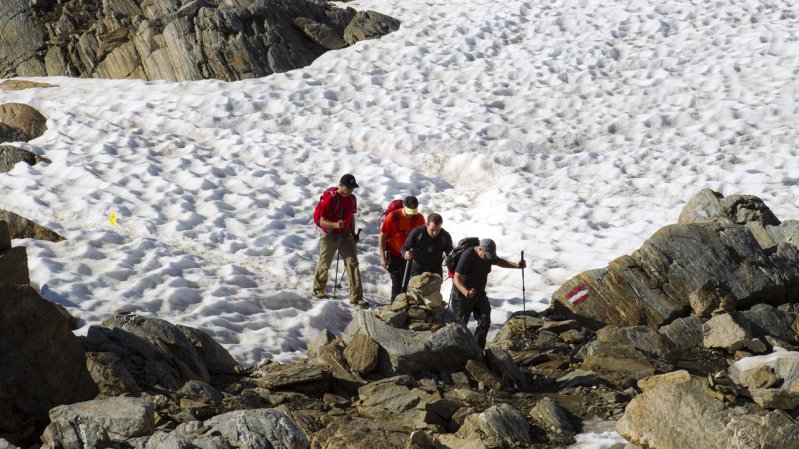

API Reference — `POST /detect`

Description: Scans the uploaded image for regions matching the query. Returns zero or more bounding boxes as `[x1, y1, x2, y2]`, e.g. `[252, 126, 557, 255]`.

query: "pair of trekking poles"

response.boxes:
[331, 228, 360, 300]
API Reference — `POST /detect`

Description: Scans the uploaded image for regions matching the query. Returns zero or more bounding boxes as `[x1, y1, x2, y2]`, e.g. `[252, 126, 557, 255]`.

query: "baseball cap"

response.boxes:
[403, 195, 419, 215]
[478, 238, 497, 261]
[339, 174, 359, 189]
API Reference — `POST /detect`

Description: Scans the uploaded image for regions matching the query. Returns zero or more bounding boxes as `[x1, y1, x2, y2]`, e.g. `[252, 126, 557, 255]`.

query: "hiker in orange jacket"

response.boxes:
[378, 196, 425, 301]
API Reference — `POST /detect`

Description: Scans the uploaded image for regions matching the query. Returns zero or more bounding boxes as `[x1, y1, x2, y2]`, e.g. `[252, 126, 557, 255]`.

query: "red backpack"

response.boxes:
[313, 187, 340, 228]
[380, 199, 405, 223]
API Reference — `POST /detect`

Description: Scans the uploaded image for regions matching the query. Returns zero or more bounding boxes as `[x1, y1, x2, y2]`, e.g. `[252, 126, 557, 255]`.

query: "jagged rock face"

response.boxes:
[552, 190, 799, 329]
[0, 223, 97, 443]
[1, 0, 400, 81]
[84, 311, 241, 391]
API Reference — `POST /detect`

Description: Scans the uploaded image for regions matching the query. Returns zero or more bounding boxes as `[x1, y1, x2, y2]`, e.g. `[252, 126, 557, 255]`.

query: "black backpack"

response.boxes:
[445, 237, 479, 278]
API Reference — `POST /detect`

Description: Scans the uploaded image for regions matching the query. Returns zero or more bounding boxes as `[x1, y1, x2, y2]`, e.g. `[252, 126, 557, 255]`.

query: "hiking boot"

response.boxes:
[350, 299, 369, 308]
[313, 289, 328, 299]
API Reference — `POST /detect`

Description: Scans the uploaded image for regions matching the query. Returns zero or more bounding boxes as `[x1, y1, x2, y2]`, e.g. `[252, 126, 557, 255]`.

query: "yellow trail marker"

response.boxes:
[109, 210, 118, 227]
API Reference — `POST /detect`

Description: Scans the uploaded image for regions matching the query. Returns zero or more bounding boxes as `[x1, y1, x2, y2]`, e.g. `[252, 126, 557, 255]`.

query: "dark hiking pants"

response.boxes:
[450, 289, 491, 349]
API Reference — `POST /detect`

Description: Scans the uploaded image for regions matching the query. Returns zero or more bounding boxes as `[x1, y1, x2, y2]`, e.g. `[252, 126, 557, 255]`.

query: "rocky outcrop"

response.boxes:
[552, 190, 799, 329]
[343, 309, 482, 376]
[0, 222, 97, 444]
[1, 0, 400, 82]
[84, 311, 242, 392]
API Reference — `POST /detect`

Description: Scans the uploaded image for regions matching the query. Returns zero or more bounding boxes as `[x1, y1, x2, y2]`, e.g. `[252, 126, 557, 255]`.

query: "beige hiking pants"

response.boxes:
[313, 232, 363, 303]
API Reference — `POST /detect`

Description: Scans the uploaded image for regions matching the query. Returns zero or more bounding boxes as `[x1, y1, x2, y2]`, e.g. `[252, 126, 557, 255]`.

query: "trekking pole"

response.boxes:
[401, 258, 412, 294]
[332, 209, 345, 299]
[521, 250, 527, 335]
[332, 237, 341, 299]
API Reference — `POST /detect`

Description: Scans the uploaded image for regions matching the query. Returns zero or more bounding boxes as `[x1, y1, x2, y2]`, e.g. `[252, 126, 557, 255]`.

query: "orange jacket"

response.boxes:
[381, 210, 425, 256]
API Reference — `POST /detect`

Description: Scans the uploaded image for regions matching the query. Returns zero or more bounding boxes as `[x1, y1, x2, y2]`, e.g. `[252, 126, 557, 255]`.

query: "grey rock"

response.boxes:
[489, 315, 547, 350]
[253, 361, 332, 393]
[201, 409, 309, 449]
[556, 369, 599, 388]
[310, 416, 409, 449]
[741, 304, 797, 344]
[307, 329, 334, 359]
[658, 316, 703, 352]
[177, 379, 223, 403]
[85, 311, 241, 390]
[292, 17, 345, 50]
[0, 439, 20, 449]
[747, 388, 799, 410]
[465, 359, 503, 391]
[617, 371, 799, 449]
[343, 10, 400, 46]
[343, 309, 482, 376]
[484, 347, 527, 389]
[729, 352, 799, 391]
[678, 188, 780, 227]
[0, 145, 36, 172]
[176, 323, 241, 375]
[456, 404, 532, 447]
[314, 338, 365, 384]
[581, 325, 677, 386]
[703, 313, 760, 353]
[41, 397, 155, 449]
[530, 397, 575, 444]
[86, 351, 141, 396]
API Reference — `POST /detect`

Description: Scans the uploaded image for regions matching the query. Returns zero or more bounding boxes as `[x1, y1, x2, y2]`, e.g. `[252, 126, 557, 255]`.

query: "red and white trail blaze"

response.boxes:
[567, 285, 589, 305]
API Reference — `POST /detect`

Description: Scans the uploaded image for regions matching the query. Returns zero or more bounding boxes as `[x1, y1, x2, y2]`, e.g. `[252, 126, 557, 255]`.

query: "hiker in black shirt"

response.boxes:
[401, 213, 453, 278]
[450, 238, 525, 349]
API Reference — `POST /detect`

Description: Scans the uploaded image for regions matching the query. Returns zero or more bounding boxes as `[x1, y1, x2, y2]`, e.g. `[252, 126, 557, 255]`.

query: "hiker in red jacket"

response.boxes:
[379, 196, 425, 301]
[312, 174, 366, 307]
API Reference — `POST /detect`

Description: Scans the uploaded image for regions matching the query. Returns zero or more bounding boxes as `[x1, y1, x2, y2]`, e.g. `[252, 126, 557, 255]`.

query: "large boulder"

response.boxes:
[0, 0, 399, 81]
[146, 408, 309, 449]
[580, 326, 677, 386]
[84, 311, 241, 390]
[0, 103, 47, 142]
[41, 397, 155, 449]
[552, 190, 799, 329]
[678, 188, 780, 226]
[617, 371, 799, 448]
[0, 224, 97, 443]
[342, 309, 483, 376]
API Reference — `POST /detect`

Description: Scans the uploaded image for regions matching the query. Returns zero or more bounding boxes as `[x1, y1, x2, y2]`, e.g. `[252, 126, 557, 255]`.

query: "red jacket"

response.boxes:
[319, 188, 357, 234]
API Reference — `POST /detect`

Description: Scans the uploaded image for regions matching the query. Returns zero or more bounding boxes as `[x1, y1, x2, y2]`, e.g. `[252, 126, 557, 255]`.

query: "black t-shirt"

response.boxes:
[454, 247, 494, 293]
[402, 225, 453, 271]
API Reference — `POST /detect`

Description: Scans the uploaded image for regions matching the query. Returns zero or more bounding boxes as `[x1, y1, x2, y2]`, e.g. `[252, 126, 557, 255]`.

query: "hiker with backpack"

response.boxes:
[312, 174, 367, 308]
[379, 195, 426, 301]
[401, 213, 453, 278]
[450, 238, 525, 349]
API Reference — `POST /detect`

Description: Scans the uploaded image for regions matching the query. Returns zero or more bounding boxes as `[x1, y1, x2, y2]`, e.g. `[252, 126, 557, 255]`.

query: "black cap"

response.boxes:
[403, 196, 419, 208]
[339, 174, 359, 189]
